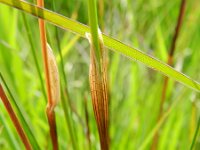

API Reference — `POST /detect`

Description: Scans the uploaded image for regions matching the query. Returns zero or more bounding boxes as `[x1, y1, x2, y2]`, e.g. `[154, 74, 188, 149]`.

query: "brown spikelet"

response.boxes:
[47, 44, 60, 110]
[46, 44, 60, 150]
[86, 29, 109, 150]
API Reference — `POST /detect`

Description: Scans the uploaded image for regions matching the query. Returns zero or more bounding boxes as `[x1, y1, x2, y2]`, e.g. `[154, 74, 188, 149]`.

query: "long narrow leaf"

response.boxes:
[0, 0, 199, 92]
[0, 73, 41, 150]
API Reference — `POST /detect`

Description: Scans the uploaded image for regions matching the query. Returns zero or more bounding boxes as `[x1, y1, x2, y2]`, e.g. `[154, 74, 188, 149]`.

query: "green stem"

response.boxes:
[88, 0, 101, 67]
[21, 13, 47, 101]
[51, 1, 78, 149]
[190, 116, 200, 150]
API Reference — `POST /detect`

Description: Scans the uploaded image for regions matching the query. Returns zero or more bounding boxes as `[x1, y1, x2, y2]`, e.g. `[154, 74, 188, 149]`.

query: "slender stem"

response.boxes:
[37, 0, 58, 149]
[46, 107, 58, 150]
[37, 0, 52, 106]
[190, 116, 200, 150]
[88, 0, 101, 68]
[84, 95, 91, 150]
[151, 0, 186, 149]
[0, 73, 40, 150]
[21, 13, 47, 101]
[51, 1, 78, 149]
[0, 84, 32, 150]
[98, 0, 104, 31]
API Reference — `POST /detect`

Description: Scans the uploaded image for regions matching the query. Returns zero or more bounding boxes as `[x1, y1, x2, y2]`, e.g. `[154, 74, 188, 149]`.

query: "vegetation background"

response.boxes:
[0, 0, 200, 149]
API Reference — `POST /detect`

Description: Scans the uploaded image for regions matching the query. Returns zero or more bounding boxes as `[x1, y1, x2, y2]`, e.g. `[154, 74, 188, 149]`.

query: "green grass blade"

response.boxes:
[190, 116, 200, 150]
[21, 13, 47, 101]
[56, 35, 80, 62]
[0, 112, 21, 150]
[0, 73, 41, 150]
[0, 0, 200, 92]
[51, 0, 78, 149]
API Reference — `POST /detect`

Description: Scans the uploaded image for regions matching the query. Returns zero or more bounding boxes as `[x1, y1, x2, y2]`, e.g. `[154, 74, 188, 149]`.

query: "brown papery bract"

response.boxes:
[47, 44, 60, 110]
[86, 30, 109, 150]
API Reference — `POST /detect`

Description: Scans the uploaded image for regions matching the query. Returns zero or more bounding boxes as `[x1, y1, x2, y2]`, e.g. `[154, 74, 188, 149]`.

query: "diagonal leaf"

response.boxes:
[0, 0, 200, 92]
[0, 73, 41, 150]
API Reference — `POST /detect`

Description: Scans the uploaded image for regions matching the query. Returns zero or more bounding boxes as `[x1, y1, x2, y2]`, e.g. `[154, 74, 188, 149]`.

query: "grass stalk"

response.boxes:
[21, 13, 47, 101]
[139, 88, 186, 150]
[37, 0, 58, 149]
[98, 0, 104, 30]
[190, 116, 200, 150]
[151, 0, 186, 149]
[88, 0, 101, 68]
[84, 95, 91, 149]
[87, 0, 109, 149]
[51, 1, 78, 149]
[0, 83, 32, 150]
[60, 88, 78, 150]
[0, 112, 21, 150]
[0, 73, 40, 150]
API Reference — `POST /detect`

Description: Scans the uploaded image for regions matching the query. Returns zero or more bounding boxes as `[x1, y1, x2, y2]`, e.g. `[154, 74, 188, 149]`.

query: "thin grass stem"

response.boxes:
[88, 0, 101, 68]
[0, 73, 40, 150]
[151, 0, 186, 149]
[0, 84, 32, 150]
[21, 13, 47, 101]
[84, 95, 91, 150]
[51, 1, 78, 149]
[37, 0, 58, 149]
[190, 116, 200, 150]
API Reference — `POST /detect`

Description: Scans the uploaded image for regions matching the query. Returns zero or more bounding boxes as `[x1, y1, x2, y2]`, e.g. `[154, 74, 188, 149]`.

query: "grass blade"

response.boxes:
[51, 1, 78, 149]
[0, 83, 32, 150]
[88, 0, 101, 67]
[190, 116, 200, 150]
[0, 0, 199, 92]
[21, 13, 47, 101]
[151, 0, 187, 149]
[0, 112, 21, 150]
[0, 73, 41, 150]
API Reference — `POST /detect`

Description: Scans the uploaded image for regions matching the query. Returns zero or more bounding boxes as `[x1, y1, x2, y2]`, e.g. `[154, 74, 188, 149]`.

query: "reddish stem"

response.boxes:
[37, 0, 58, 149]
[0, 84, 32, 150]
[151, 0, 186, 149]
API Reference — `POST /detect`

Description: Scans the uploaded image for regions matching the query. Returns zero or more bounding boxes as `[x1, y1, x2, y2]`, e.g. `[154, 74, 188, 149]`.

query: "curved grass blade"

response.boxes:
[0, 0, 199, 92]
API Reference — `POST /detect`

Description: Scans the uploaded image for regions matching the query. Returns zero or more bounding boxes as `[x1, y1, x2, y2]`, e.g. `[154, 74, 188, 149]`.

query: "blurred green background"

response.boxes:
[0, 0, 200, 149]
